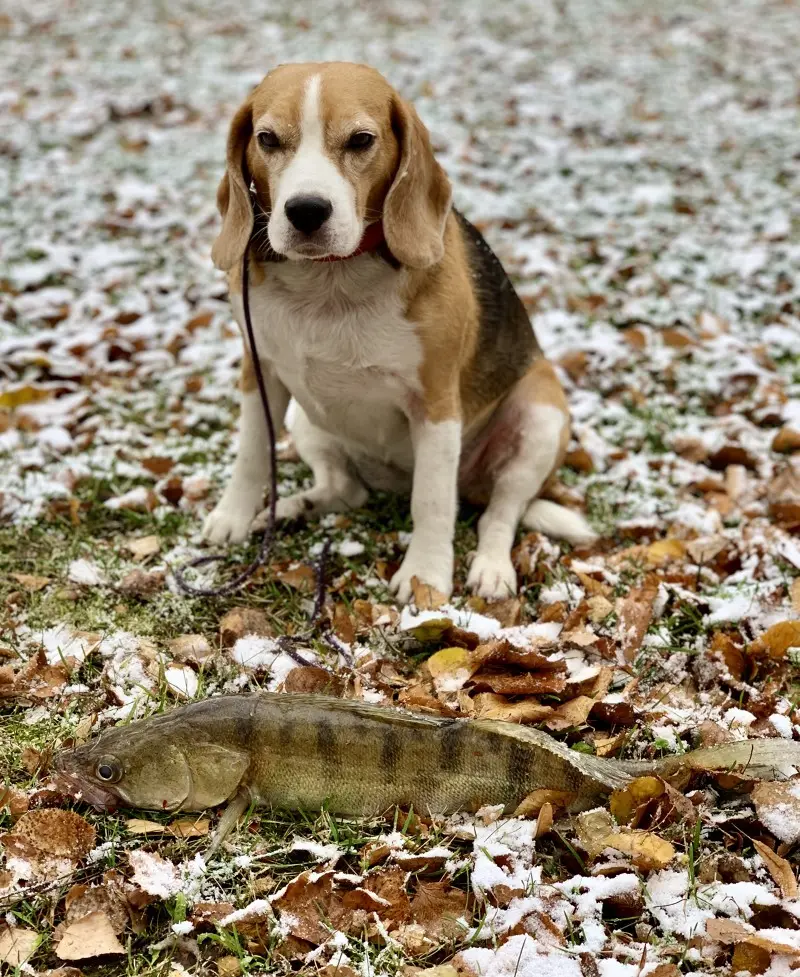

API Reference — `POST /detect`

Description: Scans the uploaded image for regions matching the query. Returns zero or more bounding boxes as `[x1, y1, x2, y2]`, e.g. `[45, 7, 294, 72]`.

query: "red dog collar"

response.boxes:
[314, 221, 386, 262]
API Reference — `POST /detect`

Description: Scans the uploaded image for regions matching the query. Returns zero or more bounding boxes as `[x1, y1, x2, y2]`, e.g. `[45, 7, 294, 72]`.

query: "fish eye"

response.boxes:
[257, 129, 280, 151]
[96, 756, 121, 783]
[345, 131, 375, 151]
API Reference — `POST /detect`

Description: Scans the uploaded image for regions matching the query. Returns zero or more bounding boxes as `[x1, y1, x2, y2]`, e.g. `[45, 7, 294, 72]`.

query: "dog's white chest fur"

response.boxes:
[238, 255, 421, 467]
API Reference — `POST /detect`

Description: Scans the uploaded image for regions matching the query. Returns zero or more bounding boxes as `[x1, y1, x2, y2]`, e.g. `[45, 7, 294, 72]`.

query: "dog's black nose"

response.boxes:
[285, 195, 333, 234]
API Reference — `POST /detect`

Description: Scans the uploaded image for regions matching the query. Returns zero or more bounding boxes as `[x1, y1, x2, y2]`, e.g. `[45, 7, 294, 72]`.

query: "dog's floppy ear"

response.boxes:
[212, 97, 256, 271]
[383, 97, 452, 269]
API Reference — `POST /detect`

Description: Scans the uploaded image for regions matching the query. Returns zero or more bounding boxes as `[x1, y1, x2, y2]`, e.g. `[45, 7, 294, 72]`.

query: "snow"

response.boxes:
[67, 559, 107, 587]
[400, 605, 501, 640]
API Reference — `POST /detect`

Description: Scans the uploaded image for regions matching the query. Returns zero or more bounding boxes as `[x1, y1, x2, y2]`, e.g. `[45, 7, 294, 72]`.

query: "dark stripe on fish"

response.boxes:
[381, 728, 401, 780]
[316, 720, 339, 770]
[440, 723, 465, 773]
[506, 739, 532, 789]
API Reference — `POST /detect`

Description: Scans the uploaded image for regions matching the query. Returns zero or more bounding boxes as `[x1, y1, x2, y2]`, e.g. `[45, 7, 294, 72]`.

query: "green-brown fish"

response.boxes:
[54, 693, 800, 845]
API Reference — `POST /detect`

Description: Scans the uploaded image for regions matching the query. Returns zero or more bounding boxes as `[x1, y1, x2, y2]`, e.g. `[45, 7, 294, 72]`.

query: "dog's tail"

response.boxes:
[521, 499, 598, 547]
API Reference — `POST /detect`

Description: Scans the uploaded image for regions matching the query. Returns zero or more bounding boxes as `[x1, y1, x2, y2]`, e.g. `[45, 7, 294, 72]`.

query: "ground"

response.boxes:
[2, 0, 800, 974]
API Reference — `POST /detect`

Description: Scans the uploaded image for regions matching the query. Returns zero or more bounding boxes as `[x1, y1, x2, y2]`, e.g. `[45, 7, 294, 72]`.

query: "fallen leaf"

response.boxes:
[126, 819, 169, 835]
[118, 568, 165, 598]
[169, 817, 210, 838]
[752, 781, 800, 844]
[127, 534, 160, 560]
[55, 911, 124, 960]
[752, 838, 798, 899]
[0, 384, 52, 409]
[409, 880, 471, 944]
[426, 647, 482, 692]
[644, 538, 686, 567]
[141, 456, 174, 476]
[600, 829, 675, 870]
[11, 573, 51, 591]
[271, 871, 353, 944]
[219, 606, 273, 646]
[749, 621, 800, 660]
[275, 563, 316, 592]
[411, 576, 448, 611]
[168, 633, 213, 663]
[706, 917, 800, 956]
[535, 803, 554, 838]
[513, 789, 576, 818]
[792, 579, 800, 614]
[4, 810, 95, 879]
[0, 927, 39, 966]
[543, 695, 594, 731]
[773, 427, 800, 454]
[616, 580, 658, 662]
[768, 461, 800, 526]
[64, 882, 130, 934]
[402, 616, 455, 642]
[610, 776, 666, 826]
[282, 665, 344, 696]
[472, 693, 553, 723]
[587, 595, 614, 622]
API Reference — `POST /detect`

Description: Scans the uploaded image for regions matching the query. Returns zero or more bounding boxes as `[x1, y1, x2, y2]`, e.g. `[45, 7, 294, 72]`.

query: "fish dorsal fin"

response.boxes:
[262, 692, 454, 730]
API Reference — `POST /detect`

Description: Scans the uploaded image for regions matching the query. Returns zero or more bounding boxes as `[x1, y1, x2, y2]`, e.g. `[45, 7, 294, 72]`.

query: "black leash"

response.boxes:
[173, 242, 349, 664]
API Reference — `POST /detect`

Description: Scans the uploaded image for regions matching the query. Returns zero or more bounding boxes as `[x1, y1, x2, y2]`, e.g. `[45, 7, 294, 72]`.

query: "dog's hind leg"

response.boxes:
[465, 360, 596, 600]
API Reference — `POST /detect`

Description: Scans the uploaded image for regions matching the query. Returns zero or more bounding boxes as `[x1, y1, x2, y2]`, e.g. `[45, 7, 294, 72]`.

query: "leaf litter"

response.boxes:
[2, 0, 800, 973]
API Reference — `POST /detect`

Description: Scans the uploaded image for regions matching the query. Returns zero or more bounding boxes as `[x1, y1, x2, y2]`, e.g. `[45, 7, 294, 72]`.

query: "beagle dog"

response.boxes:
[203, 62, 596, 602]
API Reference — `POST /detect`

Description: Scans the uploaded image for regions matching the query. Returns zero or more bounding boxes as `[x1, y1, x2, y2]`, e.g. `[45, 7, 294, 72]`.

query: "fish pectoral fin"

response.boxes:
[185, 744, 251, 809]
[208, 786, 252, 855]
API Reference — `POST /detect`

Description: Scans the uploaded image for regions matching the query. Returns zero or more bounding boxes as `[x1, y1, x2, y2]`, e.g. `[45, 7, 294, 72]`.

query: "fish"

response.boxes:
[54, 692, 800, 848]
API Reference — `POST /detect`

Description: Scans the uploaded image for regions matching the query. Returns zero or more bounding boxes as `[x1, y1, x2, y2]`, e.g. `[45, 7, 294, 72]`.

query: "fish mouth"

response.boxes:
[53, 754, 121, 812]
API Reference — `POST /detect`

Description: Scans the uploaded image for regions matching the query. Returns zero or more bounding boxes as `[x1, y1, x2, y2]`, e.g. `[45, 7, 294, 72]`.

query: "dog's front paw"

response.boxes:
[202, 489, 263, 544]
[466, 553, 518, 601]
[389, 548, 453, 604]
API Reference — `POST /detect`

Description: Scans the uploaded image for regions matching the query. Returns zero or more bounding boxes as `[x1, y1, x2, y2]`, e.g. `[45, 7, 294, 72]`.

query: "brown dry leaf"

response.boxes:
[753, 839, 798, 899]
[169, 818, 210, 838]
[217, 957, 243, 977]
[275, 563, 316, 592]
[752, 781, 800, 844]
[575, 809, 616, 858]
[5, 810, 95, 878]
[65, 882, 130, 935]
[55, 911, 124, 960]
[535, 802, 554, 838]
[731, 943, 771, 976]
[791, 579, 800, 614]
[472, 693, 553, 723]
[332, 603, 356, 645]
[219, 606, 273, 646]
[362, 865, 413, 926]
[709, 631, 745, 681]
[594, 730, 628, 757]
[127, 534, 160, 561]
[587, 595, 614, 623]
[168, 633, 213, 663]
[471, 670, 566, 696]
[768, 461, 800, 526]
[271, 871, 353, 944]
[749, 621, 800, 660]
[11, 573, 51, 592]
[773, 427, 800, 454]
[411, 576, 448, 611]
[118, 568, 165, 598]
[513, 789, 576, 818]
[282, 665, 344, 696]
[481, 597, 523, 627]
[141, 456, 174, 476]
[0, 927, 39, 966]
[575, 571, 610, 598]
[543, 695, 594, 731]
[0, 783, 29, 819]
[601, 830, 675, 870]
[706, 917, 800, 956]
[616, 580, 658, 662]
[410, 881, 471, 944]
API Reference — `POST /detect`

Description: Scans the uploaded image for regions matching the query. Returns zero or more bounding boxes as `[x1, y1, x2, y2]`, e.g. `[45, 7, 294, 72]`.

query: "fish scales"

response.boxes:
[54, 692, 800, 848]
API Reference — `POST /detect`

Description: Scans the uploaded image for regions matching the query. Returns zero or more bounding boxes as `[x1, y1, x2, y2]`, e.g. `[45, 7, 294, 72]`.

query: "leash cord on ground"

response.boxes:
[173, 242, 346, 664]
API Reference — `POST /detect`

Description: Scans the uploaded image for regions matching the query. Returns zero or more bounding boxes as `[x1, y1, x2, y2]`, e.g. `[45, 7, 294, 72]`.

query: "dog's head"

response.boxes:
[212, 62, 451, 271]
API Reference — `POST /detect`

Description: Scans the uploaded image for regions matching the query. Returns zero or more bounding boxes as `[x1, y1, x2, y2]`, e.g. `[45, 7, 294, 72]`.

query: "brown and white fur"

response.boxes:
[203, 62, 596, 602]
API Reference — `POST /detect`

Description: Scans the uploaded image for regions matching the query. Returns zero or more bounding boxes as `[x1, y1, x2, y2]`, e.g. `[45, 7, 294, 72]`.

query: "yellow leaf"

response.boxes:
[125, 818, 168, 835]
[405, 617, 453, 642]
[645, 539, 686, 567]
[600, 829, 675, 870]
[0, 927, 39, 967]
[610, 776, 666, 826]
[513, 789, 576, 818]
[750, 621, 800, 660]
[0, 385, 52, 409]
[11, 573, 51, 592]
[425, 647, 480, 692]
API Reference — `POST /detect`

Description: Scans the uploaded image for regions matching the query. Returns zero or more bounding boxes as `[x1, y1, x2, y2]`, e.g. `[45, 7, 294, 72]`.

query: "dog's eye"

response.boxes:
[345, 131, 375, 150]
[257, 130, 280, 151]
